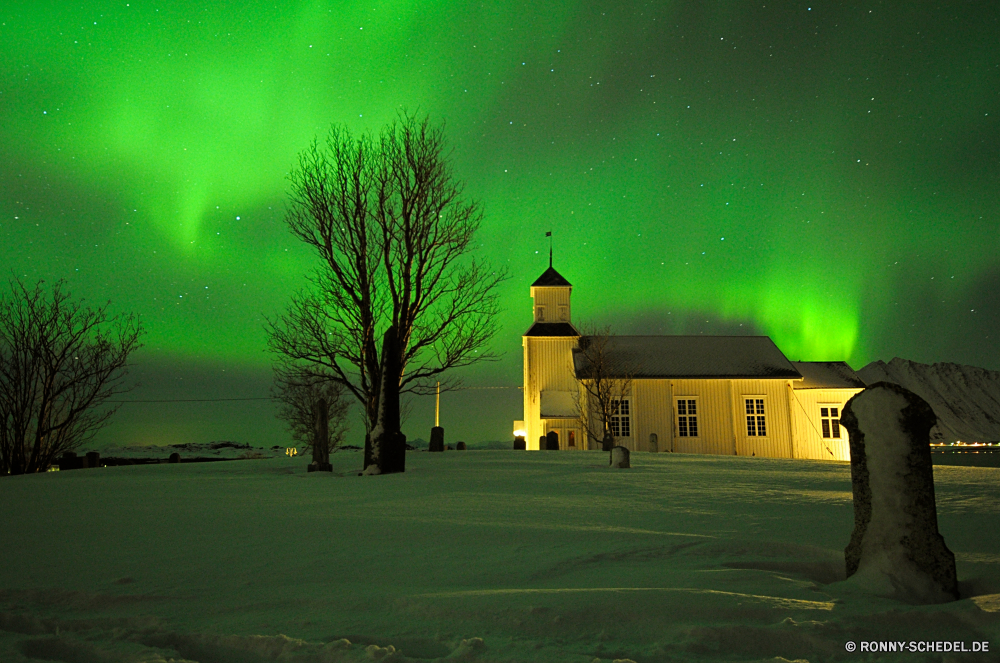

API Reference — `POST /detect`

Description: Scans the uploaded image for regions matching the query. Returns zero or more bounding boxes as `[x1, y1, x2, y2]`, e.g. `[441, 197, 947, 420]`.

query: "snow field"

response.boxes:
[1, 450, 998, 662]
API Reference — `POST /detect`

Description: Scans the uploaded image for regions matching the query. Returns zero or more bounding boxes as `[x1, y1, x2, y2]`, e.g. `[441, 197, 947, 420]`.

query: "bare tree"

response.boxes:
[272, 362, 349, 458]
[0, 278, 143, 475]
[267, 112, 507, 472]
[573, 326, 633, 452]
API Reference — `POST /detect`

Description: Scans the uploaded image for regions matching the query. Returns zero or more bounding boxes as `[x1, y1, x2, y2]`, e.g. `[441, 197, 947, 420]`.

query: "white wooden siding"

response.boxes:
[523, 336, 579, 449]
[530, 286, 571, 322]
[788, 388, 860, 461]
[668, 380, 736, 455]
[620, 380, 672, 452]
[731, 380, 795, 458]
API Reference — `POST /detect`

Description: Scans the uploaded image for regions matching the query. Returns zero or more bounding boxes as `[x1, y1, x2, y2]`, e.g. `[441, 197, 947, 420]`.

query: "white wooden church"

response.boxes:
[515, 263, 865, 461]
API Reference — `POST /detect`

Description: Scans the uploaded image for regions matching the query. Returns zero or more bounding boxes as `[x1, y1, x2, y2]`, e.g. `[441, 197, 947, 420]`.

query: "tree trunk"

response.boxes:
[363, 327, 405, 475]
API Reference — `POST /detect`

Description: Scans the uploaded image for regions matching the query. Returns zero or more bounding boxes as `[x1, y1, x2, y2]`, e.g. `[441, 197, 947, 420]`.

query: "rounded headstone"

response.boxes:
[545, 430, 559, 451]
[168, 452, 181, 464]
[840, 382, 958, 604]
[456, 441, 466, 450]
[610, 446, 631, 469]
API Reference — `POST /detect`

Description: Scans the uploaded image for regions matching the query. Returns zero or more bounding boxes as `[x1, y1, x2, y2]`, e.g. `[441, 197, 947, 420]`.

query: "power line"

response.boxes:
[108, 386, 521, 404]
[108, 397, 276, 403]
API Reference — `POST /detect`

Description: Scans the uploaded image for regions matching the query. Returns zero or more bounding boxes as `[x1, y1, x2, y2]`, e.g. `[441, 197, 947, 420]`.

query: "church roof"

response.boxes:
[573, 335, 802, 380]
[524, 322, 580, 337]
[789, 361, 866, 389]
[531, 267, 571, 287]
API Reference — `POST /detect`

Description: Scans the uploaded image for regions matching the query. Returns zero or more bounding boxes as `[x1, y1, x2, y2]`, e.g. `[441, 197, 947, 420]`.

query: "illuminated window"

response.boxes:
[820, 405, 842, 439]
[676, 398, 699, 437]
[611, 399, 631, 437]
[745, 398, 767, 437]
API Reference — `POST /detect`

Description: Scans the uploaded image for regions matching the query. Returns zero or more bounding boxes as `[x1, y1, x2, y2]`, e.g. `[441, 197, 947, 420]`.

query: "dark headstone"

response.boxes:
[429, 426, 445, 452]
[610, 446, 631, 469]
[445, 444, 451, 451]
[168, 452, 181, 464]
[363, 327, 406, 475]
[59, 452, 80, 471]
[649, 433, 658, 453]
[86, 451, 100, 468]
[312, 397, 330, 467]
[545, 431, 559, 451]
[456, 441, 466, 450]
[513, 436, 526, 450]
[538, 436, 546, 451]
[840, 382, 959, 604]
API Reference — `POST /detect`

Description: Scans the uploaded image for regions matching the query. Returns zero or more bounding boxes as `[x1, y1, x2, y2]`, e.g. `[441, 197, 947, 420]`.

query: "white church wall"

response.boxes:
[523, 336, 579, 449]
[530, 287, 571, 322]
[624, 380, 673, 452]
[668, 379, 736, 455]
[730, 379, 795, 458]
[789, 388, 857, 461]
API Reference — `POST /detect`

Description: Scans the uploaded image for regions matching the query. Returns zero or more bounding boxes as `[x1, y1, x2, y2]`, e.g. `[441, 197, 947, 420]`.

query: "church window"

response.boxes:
[537, 305, 546, 321]
[676, 398, 699, 437]
[558, 305, 568, 321]
[745, 398, 767, 436]
[610, 399, 631, 437]
[820, 405, 841, 439]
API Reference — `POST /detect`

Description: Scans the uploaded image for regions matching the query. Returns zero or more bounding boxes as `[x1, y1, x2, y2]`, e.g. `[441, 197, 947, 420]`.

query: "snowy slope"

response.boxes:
[857, 358, 1000, 443]
[1, 450, 998, 662]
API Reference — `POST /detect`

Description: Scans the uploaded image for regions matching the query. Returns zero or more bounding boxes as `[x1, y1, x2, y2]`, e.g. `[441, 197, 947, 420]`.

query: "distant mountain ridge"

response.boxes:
[857, 357, 1000, 443]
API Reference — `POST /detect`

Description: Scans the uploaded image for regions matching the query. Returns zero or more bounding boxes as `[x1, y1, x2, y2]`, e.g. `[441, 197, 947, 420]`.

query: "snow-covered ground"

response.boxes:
[1, 450, 998, 662]
[97, 441, 290, 461]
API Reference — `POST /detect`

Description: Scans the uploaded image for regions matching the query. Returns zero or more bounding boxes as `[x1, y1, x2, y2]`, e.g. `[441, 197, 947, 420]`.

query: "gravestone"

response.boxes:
[610, 446, 631, 469]
[649, 433, 658, 453]
[308, 397, 333, 472]
[86, 451, 100, 468]
[545, 431, 559, 450]
[456, 441, 467, 450]
[539, 436, 546, 451]
[840, 382, 959, 604]
[513, 436, 526, 450]
[363, 327, 406, 475]
[429, 426, 445, 452]
[59, 452, 80, 471]
[168, 452, 181, 464]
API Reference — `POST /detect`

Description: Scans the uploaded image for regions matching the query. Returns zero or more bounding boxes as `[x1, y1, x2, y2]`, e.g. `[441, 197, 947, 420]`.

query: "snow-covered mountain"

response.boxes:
[857, 357, 1000, 443]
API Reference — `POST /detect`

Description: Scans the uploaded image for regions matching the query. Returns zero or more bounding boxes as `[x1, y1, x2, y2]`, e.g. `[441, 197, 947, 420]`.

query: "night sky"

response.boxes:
[3, 2, 998, 447]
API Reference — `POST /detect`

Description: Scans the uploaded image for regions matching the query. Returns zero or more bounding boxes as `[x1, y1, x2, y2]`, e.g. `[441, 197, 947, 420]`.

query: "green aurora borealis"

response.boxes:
[2, 2, 998, 446]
